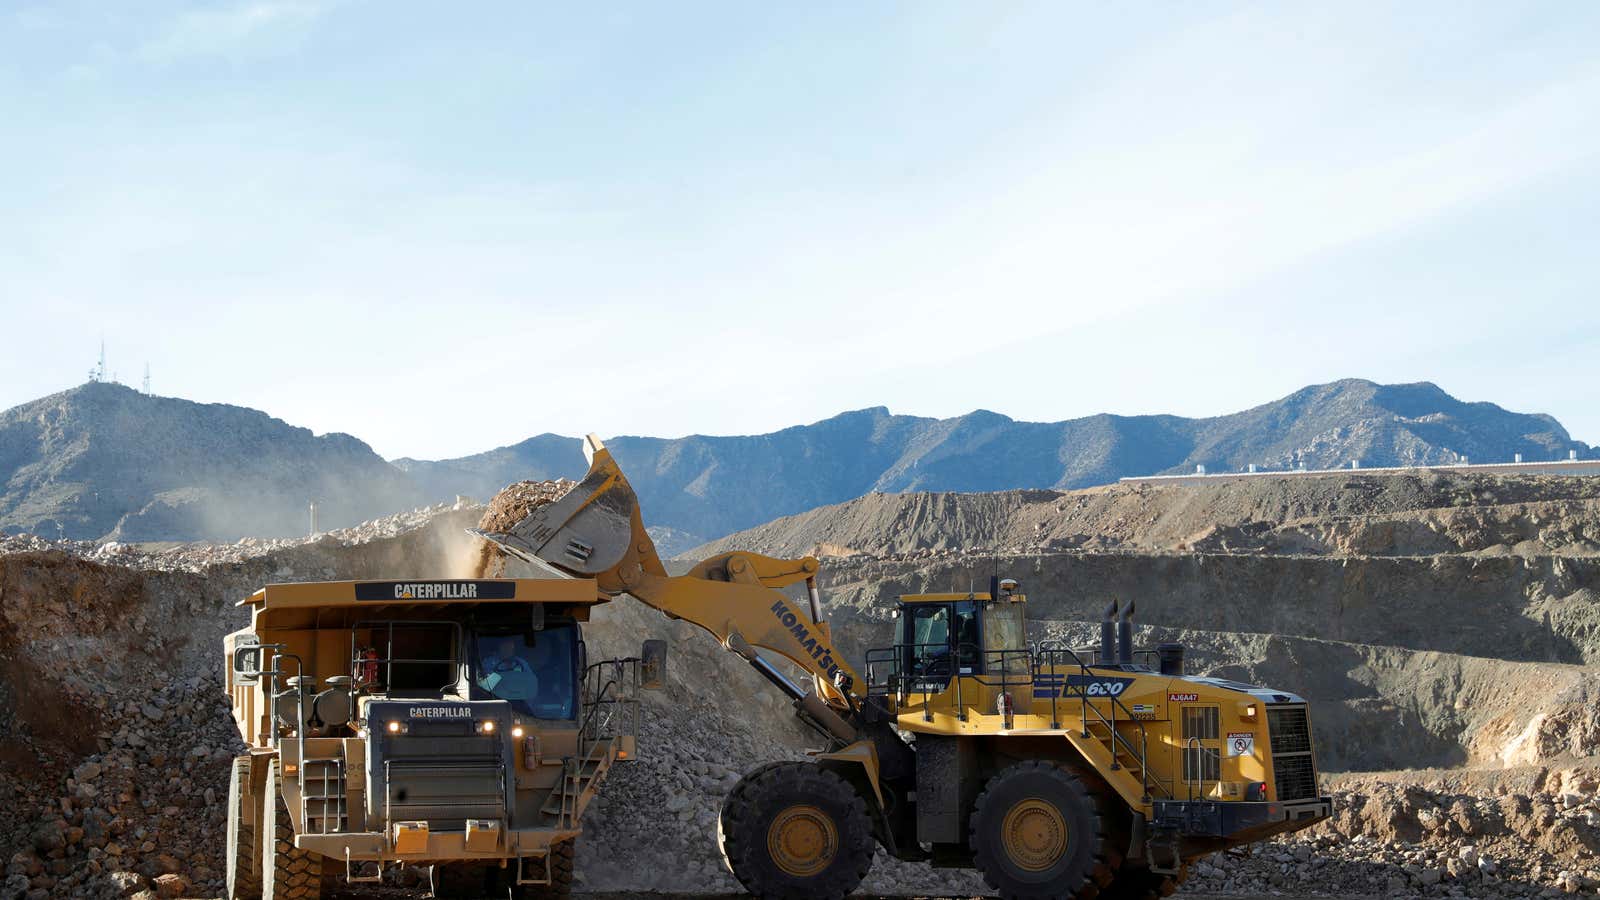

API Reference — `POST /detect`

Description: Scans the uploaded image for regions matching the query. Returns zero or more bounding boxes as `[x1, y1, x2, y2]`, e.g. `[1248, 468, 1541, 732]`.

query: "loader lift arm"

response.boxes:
[473, 435, 863, 743]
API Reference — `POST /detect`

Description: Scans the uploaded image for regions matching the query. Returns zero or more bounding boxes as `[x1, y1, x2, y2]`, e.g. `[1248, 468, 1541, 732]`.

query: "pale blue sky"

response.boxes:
[2, 2, 1597, 459]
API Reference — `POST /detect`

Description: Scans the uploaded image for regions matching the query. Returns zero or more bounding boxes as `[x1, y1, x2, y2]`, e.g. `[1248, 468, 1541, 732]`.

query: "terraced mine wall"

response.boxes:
[820, 551, 1598, 664]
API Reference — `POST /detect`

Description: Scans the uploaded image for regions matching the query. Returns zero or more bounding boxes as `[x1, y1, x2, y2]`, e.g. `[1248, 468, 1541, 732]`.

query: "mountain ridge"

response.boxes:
[397, 378, 1591, 540]
[0, 378, 1589, 543]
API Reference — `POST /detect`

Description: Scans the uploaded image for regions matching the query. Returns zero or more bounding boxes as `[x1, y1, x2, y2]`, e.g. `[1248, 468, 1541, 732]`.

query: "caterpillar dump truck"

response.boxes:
[221, 577, 665, 899]
[476, 436, 1333, 899]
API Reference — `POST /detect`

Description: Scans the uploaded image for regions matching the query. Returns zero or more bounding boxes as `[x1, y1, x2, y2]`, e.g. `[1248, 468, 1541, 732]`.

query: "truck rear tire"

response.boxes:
[260, 759, 323, 900]
[717, 761, 875, 900]
[227, 756, 261, 900]
[969, 760, 1115, 899]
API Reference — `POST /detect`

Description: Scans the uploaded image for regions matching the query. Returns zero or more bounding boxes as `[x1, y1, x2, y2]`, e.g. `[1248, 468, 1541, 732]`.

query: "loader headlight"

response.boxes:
[478, 719, 497, 734]
[386, 720, 407, 734]
[511, 725, 525, 738]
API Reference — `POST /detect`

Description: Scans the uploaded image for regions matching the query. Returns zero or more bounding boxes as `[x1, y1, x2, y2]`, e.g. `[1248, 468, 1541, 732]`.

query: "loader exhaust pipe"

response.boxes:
[1099, 600, 1118, 666]
[1117, 599, 1136, 666]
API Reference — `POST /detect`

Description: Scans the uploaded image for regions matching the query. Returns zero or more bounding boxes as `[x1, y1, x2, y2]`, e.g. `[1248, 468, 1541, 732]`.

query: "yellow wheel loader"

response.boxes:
[476, 436, 1332, 900]
[221, 578, 664, 900]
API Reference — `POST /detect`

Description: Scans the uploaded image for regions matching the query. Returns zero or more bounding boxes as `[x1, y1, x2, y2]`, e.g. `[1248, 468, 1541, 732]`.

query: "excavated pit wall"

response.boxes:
[818, 550, 1600, 664]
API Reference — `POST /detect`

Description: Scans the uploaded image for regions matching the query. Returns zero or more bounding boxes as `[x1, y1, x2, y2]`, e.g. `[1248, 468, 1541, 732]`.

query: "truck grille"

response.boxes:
[384, 762, 505, 831]
[1267, 705, 1319, 801]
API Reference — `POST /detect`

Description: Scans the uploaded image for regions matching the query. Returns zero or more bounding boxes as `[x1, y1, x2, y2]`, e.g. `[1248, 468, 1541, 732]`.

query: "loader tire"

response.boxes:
[970, 760, 1115, 899]
[227, 755, 261, 900]
[1099, 863, 1187, 900]
[260, 759, 323, 900]
[717, 761, 875, 900]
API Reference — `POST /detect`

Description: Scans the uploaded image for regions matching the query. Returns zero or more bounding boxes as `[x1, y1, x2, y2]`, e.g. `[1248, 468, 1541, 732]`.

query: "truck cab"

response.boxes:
[222, 578, 663, 900]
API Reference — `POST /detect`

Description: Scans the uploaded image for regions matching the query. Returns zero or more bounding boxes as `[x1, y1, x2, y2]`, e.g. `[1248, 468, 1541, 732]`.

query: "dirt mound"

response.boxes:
[469, 479, 575, 577]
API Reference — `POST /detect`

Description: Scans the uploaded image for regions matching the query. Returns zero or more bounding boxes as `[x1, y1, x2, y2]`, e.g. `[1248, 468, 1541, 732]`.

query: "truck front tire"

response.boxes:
[717, 761, 875, 900]
[261, 759, 323, 900]
[227, 756, 261, 900]
[518, 840, 574, 899]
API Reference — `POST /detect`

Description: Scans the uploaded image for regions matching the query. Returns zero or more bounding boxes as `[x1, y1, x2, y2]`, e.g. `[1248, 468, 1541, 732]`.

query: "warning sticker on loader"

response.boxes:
[1226, 732, 1256, 757]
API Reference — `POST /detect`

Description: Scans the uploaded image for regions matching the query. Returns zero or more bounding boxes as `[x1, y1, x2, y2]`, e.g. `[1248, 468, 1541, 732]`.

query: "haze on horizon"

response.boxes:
[3, 2, 1597, 459]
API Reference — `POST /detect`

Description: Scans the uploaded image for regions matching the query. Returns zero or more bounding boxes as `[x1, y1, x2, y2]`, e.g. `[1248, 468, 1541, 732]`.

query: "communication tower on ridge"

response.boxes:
[88, 341, 107, 383]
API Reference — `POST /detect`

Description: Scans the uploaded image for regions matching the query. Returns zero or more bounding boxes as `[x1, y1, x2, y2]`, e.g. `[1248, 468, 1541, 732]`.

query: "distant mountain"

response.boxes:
[396, 379, 1592, 542]
[0, 379, 1585, 543]
[0, 383, 426, 541]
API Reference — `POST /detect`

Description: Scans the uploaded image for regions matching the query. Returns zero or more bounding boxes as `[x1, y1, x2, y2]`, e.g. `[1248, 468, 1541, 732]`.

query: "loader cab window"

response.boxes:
[470, 624, 578, 721]
[981, 600, 1029, 677]
[902, 601, 981, 690]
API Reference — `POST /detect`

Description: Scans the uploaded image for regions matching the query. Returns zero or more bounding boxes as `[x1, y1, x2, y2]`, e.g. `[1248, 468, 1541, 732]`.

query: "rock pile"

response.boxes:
[1183, 773, 1600, 897]
[470, 479, 575, 577]
[0, 500, 479, 574]
[2, 676, 245, 900]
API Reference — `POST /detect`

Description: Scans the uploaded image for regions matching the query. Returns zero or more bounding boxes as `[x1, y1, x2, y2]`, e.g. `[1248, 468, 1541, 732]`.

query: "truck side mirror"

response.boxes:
[640, 640, 667, 691]
[232, 635, 263, 685]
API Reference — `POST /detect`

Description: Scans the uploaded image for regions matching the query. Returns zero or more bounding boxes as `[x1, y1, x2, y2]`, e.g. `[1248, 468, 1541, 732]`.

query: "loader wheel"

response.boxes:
[970, 761, 1115, 899]
[717, 761, 874, 900]
[227, 755, 261, 900]
[261, 759, 323, 900]
[1099, 863, 1188, 900]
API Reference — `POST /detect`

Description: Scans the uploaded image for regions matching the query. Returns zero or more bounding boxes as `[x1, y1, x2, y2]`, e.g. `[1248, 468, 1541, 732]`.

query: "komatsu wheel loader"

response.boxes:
[476, 436, 1333, 900]
[221, 578, 664, 900]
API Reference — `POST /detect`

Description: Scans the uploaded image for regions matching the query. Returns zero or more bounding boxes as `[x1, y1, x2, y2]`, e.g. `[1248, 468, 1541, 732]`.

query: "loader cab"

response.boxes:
[895, 583, 1030, 692]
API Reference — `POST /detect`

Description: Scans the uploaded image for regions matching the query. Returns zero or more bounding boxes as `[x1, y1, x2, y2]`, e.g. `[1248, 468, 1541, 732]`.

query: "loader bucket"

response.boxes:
[471, 435, 664, 584]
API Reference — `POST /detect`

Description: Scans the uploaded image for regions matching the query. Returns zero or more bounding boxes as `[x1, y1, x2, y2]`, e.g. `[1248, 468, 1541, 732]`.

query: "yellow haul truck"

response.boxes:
[221, 577, 664, 899]
[477, 437, 1332, 900]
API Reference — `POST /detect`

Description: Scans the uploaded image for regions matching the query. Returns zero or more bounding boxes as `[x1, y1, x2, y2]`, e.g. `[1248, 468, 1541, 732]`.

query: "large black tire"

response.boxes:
[261, 759, 323, 900]
[227, 756, 261, 900]
[1099, 862, 1188, 900]
[517, 840, 574, 900]
[717, 761, 875, 900]
[969, 761, 1116, 899]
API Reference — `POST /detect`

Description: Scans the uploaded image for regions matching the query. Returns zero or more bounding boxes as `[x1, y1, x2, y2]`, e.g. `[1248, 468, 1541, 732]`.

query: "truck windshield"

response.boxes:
[470, 625, 578, 721]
